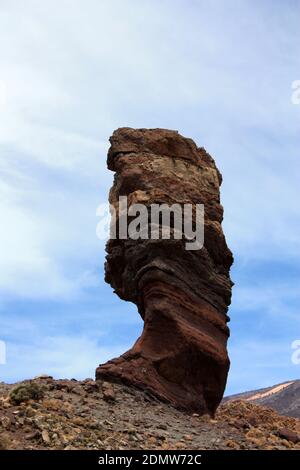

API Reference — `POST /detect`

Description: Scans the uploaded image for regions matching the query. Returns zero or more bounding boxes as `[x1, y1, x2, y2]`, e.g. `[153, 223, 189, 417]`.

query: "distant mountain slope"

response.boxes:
[225, 380, 300, 418]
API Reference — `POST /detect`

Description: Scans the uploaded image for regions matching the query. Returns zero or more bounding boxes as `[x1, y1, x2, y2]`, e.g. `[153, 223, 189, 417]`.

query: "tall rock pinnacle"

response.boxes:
[96, 128, 233, 414]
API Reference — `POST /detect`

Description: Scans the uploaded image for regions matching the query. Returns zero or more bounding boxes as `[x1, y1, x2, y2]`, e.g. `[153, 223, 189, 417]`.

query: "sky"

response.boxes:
[0, 0, 299, 394]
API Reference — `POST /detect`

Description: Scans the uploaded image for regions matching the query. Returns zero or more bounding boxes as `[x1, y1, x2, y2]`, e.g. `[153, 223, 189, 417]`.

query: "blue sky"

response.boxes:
[0, 0, 299, 394]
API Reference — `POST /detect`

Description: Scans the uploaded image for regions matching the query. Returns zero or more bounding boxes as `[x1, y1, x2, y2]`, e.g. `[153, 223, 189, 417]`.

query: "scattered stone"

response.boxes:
[183, 434, 193, 441]
[157, 423, 168, 430]
[0, 434, 11, 450]
[226, 440, 240, 449]
[34, 374, 53, 380]
[278, 428, 300, 444]
[25, 430, 40, 440]
[0, 377, 299, 450]
[41, 430, 51, 445]
[102, 382, 116, 402]
[0, 416, 11, 429]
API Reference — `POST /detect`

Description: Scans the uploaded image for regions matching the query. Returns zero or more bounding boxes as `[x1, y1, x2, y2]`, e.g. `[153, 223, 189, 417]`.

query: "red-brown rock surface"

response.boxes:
[96, 128, 233, 414]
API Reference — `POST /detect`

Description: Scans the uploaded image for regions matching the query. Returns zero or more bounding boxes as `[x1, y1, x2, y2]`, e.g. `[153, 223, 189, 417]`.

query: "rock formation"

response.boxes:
[96, 128, 233, 414]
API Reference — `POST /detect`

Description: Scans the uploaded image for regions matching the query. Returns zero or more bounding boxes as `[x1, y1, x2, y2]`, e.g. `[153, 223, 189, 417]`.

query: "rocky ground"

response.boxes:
[0, 376, 300, 450]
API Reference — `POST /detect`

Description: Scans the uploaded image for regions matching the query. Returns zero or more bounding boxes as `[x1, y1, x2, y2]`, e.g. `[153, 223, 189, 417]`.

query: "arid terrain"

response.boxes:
[0, 376, 299, 450]
[225, 380, 300, 419]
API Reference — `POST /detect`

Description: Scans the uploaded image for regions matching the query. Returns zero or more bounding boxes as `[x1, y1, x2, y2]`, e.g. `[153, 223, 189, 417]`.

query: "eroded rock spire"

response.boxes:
[96, 128, 233, 414]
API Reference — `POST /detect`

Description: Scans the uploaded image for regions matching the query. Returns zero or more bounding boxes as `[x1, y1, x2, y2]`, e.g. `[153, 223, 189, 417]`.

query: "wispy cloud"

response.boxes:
[227, 338, 298, 395]
[0, 0, 299, 387]
[2, 335, 130, 383]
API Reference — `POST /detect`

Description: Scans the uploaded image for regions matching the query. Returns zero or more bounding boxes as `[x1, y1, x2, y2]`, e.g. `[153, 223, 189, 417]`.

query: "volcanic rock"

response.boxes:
[96, 128, 233, 414]
[1, 378, 300, 450]
[277, 427, 300, 443]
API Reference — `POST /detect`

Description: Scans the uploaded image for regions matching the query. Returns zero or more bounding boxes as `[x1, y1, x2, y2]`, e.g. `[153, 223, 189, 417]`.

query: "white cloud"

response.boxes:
[226, 338, 298, 395]
[1, 335, 130, 383]
[233, 281, 300, 319]
[0, 167, 107, 299]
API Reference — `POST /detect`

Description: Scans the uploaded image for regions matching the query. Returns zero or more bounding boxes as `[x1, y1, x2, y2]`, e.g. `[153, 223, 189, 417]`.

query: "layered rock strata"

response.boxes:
[96, 128, 233, 414]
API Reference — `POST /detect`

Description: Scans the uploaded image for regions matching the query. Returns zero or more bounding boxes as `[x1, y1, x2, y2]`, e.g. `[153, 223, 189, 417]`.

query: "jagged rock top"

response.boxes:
[107, 128, 221, 182]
